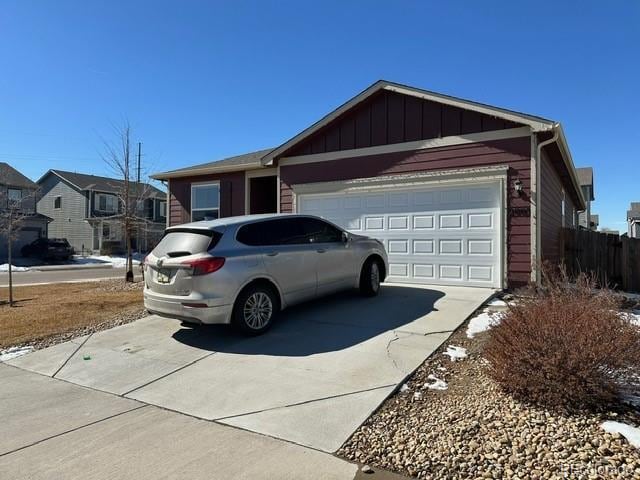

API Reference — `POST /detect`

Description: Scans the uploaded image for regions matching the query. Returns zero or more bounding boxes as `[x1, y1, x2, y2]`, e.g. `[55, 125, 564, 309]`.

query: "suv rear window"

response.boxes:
[153, 228, 222, 258]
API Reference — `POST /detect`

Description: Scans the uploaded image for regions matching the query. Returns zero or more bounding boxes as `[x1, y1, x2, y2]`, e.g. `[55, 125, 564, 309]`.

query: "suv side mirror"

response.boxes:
[341, 232, 350, 243]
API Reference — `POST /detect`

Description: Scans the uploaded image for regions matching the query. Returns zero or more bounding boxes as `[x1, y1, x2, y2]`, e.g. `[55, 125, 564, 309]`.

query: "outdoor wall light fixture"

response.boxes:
[513, 179, 523, 195]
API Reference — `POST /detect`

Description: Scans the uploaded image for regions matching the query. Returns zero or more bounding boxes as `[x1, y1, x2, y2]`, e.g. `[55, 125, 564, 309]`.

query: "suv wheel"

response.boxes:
[232, 285, 277, 335]
[359, 258, 382, 297]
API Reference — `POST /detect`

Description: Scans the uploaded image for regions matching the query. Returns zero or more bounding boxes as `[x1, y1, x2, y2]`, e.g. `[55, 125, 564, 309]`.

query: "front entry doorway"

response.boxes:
[249, 175, 278, 214]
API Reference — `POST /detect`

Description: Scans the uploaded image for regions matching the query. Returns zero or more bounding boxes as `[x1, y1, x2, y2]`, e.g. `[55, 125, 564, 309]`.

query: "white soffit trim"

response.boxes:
[290, 165, 509, 195]
[151, 162, 263, 180]
[279, 127, 531, 167]
[262, 80, 554, 165]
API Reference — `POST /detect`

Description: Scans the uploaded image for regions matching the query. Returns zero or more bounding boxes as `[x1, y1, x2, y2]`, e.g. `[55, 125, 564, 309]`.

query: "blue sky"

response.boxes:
[1, 1, 638, 230]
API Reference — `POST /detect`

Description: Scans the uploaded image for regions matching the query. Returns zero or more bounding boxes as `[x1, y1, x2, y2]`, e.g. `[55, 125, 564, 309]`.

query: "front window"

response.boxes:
[97, 193, 118, 213]
[54, 196, 62, 209]
[159, 201, 167, 218]
[191, 183, 219, 221]
[7, 188, 22, 206]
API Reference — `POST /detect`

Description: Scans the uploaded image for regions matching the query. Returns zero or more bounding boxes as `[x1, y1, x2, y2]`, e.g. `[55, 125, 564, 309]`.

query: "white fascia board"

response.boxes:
[151, 162, 263, 180]
[555, 124, 587, 211]
[279, 127, 531, 167]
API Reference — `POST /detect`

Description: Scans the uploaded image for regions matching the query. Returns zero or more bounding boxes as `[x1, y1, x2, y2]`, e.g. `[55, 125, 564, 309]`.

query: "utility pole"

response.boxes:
[136, 142, 142, 254]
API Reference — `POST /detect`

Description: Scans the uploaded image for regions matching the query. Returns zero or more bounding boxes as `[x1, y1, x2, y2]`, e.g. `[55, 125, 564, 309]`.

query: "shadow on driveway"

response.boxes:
[172, 285, 445, 356]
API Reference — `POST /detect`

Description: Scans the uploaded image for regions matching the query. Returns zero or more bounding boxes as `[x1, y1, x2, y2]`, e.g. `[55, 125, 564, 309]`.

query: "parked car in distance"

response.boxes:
[143, 214, 388, 335]
[21, 237, 74, 261]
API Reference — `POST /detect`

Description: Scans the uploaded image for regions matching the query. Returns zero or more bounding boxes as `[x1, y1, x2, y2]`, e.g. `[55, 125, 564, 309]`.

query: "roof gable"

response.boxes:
[280, 89, 524, 158]
[39, 170, 165, 198]
[262, 80, 555, 164]
[0, 162, 37, 189]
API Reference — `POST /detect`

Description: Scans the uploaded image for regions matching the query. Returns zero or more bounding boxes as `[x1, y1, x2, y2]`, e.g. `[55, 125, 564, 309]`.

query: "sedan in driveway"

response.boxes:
[143, 214, 388, 334]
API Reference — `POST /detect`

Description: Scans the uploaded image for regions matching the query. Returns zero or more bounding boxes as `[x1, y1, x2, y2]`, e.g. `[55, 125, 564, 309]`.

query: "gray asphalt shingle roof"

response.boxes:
[0, 163, 37, 189]
[50, 170, 166, 198]
[151, 148, 274, 180]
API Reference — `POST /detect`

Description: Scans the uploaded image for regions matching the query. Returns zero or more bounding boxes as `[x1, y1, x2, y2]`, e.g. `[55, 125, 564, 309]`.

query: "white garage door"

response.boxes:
[297, 181, 503, 288]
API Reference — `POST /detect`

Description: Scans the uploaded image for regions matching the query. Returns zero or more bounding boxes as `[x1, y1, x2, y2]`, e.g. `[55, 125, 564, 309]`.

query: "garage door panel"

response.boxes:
[297, 181, 502, 288]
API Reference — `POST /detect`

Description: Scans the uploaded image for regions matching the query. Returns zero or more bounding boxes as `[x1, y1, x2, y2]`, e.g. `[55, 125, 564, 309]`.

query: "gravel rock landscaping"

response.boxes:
[339, 302, 640, 479]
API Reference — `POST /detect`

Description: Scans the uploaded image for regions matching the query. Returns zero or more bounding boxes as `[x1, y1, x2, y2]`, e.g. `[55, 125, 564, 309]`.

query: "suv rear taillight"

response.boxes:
[182, 257, 226, 276]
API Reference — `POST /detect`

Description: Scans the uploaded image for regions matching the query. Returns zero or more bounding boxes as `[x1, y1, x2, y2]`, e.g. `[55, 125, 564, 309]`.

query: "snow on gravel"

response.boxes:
[466, 312, 503, 338]
[0, 346, 34, 361]
[601, 421, 640, 448]
[425, 374, 448, 390]
[0, 264, 30, 272]
[443, 345, 467, 361]
[486, 298, 508, 307]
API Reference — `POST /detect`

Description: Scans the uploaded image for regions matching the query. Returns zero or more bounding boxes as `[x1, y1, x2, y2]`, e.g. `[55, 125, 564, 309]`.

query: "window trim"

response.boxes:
[191, 181, 220, 221]
[159, 200, 167, 218]
[96, 193, 118, 213]
[7, 188, 22, 204]
[54, 195, 62, 209]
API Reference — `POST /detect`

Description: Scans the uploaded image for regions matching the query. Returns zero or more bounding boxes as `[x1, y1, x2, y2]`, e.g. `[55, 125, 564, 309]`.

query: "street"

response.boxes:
[0, 268, 142, 287]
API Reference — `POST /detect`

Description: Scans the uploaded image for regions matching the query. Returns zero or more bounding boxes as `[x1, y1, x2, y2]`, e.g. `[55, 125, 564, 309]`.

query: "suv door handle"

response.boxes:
[316, 248, 326, 253]
[266, 251, 279, 257]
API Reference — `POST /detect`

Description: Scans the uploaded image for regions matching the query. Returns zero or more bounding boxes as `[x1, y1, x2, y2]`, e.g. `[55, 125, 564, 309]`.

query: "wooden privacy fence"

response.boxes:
[561, 228, 640, 292]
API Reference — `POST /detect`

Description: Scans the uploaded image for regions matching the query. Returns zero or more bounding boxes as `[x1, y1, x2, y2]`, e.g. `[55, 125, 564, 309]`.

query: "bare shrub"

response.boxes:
[486, 270, 640, 410]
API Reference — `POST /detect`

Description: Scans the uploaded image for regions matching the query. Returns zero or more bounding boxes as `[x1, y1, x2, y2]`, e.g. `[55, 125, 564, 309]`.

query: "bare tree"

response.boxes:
[101, 122, 160, 282]
[0, 188, 36, 306]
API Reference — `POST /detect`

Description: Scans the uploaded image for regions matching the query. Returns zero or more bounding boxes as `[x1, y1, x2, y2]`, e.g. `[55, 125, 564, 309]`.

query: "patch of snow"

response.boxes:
[443, 345, 468, 362]
[601, 421, 640, 448]
[618, 311, 640, 327]
[486, 298, 507, 307]
[75, 254, 143, 268]
[466, 312, 503, 338]
[0, 264, 30, 272]
[437, 366, 447, 372]
[399, 384, 410, 393]
[425, 374, 448, 390]
[413, 391, 423, 401]
[0, 346, 34, 361]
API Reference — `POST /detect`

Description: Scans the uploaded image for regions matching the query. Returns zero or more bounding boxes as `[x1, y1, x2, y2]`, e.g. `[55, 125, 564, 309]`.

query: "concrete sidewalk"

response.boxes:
[0, 364, 358, 480]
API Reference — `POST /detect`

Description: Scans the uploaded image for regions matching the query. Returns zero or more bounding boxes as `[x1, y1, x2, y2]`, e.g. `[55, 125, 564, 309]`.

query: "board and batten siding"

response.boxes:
[283, 90, 522, 157]
[168, 171, 245, 226]
[37, 174, 94, 253]
[279, 136, 532, 287]
[540, 149, 577, 264]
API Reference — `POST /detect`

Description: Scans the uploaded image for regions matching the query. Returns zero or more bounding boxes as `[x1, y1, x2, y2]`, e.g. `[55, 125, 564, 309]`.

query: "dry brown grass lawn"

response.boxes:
[0, 281, 143, 348]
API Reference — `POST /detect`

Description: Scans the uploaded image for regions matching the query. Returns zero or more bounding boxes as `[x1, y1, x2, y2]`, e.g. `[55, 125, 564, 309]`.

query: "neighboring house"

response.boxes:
[36, 170, 167, 254]
[152, 80, 585, 289]
[0, 163, 51, 260]
[628, 202, 640, 238]
[576, 167, 597, 230]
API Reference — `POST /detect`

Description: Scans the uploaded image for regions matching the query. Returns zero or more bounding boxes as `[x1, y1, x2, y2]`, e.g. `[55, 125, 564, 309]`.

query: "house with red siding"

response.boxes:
[152, 80, 586, 289]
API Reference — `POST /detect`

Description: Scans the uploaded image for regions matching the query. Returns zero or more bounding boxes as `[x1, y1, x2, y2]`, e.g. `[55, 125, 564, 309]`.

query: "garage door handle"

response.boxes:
[266, 251, 279, 257]
[316, 248, 326, 253]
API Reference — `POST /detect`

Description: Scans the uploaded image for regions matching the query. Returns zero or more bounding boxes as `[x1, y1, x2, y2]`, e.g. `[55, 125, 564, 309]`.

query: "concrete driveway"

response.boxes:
[3, 283, 492, 468]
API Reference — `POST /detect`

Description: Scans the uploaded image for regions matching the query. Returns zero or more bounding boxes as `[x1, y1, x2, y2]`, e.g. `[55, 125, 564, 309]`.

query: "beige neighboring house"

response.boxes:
[36, 170, 167, 254]
[0, 163, 51, 260]
[576, 167, 597, 230]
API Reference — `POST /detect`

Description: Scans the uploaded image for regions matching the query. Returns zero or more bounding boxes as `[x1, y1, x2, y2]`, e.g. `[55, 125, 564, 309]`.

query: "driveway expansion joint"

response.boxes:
[52, 332, 94, 378]
[212, 383, 397, 422]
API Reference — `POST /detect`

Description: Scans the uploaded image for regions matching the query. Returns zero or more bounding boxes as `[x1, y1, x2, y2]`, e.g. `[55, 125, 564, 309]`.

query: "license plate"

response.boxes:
[156, 269, 170, 284]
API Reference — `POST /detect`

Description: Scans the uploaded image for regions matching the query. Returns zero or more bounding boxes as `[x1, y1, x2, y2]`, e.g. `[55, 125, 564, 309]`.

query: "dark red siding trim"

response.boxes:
[280, 136, 532, 288]
[283, 90, 522, 158]
[168, 171, 245, 226]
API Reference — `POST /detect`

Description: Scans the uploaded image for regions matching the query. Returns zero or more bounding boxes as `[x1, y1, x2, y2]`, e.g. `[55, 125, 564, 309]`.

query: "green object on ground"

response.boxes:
[83, 354, 91, 361]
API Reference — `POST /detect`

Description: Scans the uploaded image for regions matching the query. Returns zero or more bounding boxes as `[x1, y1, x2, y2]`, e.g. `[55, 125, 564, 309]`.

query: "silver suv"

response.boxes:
[143, 214, 388, 334]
